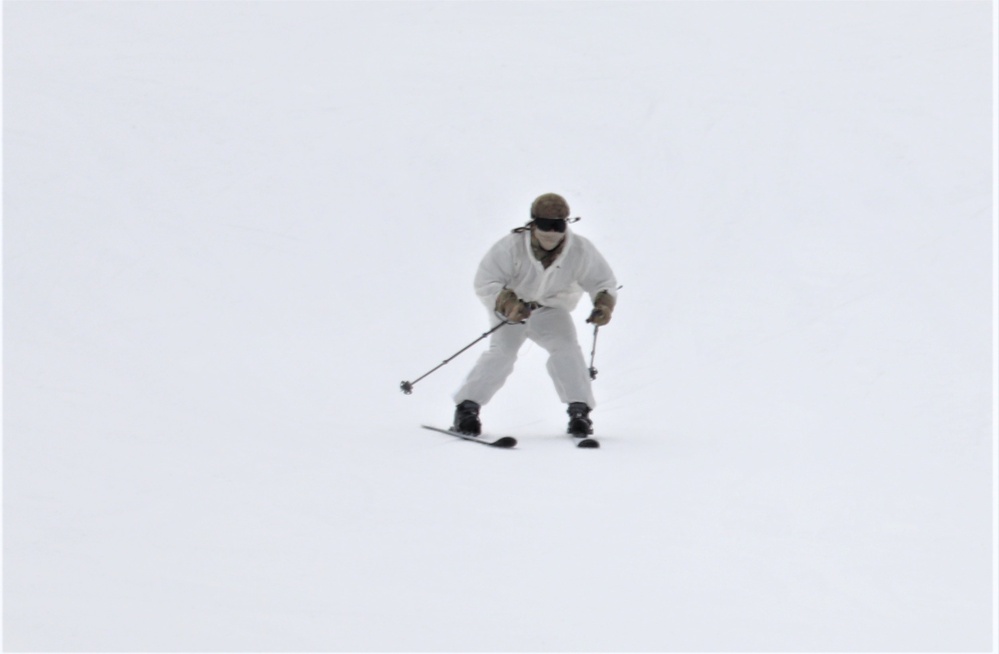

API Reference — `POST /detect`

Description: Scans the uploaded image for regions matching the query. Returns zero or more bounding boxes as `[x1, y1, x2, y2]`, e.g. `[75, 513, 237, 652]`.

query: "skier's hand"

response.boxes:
[496, 288, 532, 323]
[506, 302, 532, 322]
[586, 290, 616, 326]
[587, 306, 611, 326]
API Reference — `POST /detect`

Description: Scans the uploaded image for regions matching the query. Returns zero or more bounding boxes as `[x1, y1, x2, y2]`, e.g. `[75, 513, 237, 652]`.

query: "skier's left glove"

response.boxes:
[586, 290, 616, 326]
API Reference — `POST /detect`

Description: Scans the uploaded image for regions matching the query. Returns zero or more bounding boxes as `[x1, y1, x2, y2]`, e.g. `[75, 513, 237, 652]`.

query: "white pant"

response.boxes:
[454, 307, 596, 408]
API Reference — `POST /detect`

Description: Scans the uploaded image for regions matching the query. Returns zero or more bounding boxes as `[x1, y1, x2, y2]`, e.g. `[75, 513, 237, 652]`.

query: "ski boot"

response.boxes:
[453, 400, 482, 436]
[567, 402, 593, 437]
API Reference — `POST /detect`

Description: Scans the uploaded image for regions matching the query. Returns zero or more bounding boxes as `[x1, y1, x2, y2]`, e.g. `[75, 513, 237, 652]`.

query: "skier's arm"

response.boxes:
[473, 238, 517, 311]
[578, 243, 618, 302]
[578, 243, 619, 325]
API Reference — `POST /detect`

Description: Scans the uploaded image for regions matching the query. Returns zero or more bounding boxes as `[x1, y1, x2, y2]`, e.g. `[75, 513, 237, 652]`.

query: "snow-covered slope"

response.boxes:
[3, 2, 993, 650]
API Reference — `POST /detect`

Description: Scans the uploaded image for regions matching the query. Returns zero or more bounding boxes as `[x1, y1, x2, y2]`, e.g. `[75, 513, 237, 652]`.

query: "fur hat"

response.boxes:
[530, 193, 570, 220]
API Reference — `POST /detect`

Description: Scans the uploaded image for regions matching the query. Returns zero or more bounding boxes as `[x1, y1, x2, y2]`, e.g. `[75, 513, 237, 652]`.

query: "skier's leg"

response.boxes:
[453, 313, 528, 406]
[527, 308, 596, 408]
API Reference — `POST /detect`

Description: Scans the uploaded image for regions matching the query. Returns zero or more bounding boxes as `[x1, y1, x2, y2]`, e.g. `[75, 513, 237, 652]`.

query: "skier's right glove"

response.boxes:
[496, 288, 532, 323]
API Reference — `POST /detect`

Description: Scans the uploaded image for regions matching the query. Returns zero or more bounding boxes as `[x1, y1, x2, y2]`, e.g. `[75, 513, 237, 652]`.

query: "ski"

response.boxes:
[421, 425, 517, 448]
[571, 434, 600, 448]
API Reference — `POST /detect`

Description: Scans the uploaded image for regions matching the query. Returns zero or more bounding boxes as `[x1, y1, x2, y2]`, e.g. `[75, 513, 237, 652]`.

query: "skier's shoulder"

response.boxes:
[477, 230, 525, 269]
[567, 230, 601, 255]
[487, 229, 528, 253]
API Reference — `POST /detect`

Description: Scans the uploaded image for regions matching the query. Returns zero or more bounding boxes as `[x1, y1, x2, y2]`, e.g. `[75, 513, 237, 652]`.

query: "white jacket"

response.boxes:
[474, 227, 619, 313]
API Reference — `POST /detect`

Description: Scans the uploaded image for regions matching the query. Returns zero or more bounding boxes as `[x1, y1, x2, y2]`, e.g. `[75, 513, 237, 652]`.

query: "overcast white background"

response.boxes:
[3, 1, 995, 651]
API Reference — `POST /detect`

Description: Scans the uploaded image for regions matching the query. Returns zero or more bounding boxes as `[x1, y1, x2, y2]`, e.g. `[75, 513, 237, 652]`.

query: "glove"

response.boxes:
[495, 288, 532, 322]
[586, 290, 616, 326]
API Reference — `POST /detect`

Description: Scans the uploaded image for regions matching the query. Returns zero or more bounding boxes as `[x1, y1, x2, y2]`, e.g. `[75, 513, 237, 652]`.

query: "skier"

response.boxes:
[452, 192, 619, 439]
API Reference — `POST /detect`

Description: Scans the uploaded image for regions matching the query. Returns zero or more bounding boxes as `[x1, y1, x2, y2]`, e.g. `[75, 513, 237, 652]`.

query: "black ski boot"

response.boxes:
[567, 402, 593, 437]
[453, 400, 482, 436]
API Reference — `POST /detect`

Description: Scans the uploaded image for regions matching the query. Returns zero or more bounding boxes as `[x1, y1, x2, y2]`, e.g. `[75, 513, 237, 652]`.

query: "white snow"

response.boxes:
[3, 1, 994, 651]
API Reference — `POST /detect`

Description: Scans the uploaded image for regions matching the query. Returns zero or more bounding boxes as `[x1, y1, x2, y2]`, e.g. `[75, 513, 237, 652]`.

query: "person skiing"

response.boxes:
[452, 192, 619, 439]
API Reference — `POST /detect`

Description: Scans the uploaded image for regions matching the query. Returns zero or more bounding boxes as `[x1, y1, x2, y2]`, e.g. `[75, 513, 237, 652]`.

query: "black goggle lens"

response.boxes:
[533, 218, 567, 233]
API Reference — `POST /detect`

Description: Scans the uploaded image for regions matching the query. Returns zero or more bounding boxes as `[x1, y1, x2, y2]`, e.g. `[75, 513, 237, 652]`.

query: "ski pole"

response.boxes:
[587, 285, 621, 381]
[400, 319, 512, 394]
[588, 324, 600, 380]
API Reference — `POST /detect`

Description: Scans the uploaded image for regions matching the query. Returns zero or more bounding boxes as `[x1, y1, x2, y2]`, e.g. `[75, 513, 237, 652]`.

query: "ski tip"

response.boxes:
[491, 436, 518, 448]
[577, 438, 600, 449]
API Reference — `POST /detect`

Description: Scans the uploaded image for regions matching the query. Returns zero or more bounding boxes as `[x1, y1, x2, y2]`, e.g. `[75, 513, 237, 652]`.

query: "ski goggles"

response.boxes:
[532, 217, 567, 233]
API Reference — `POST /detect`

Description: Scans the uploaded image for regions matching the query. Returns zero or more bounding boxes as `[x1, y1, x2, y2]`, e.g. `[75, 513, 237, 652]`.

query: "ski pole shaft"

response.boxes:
[588, 324, 600, 380]
[400, 320, 511, 394]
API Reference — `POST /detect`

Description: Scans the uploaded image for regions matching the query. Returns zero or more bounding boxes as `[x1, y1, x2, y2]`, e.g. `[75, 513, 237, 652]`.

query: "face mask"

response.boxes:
[534, 228, 565, 251]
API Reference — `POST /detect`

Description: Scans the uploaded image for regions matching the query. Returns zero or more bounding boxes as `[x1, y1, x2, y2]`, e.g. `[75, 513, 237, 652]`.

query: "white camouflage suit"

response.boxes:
[454, 227, 618, 409]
